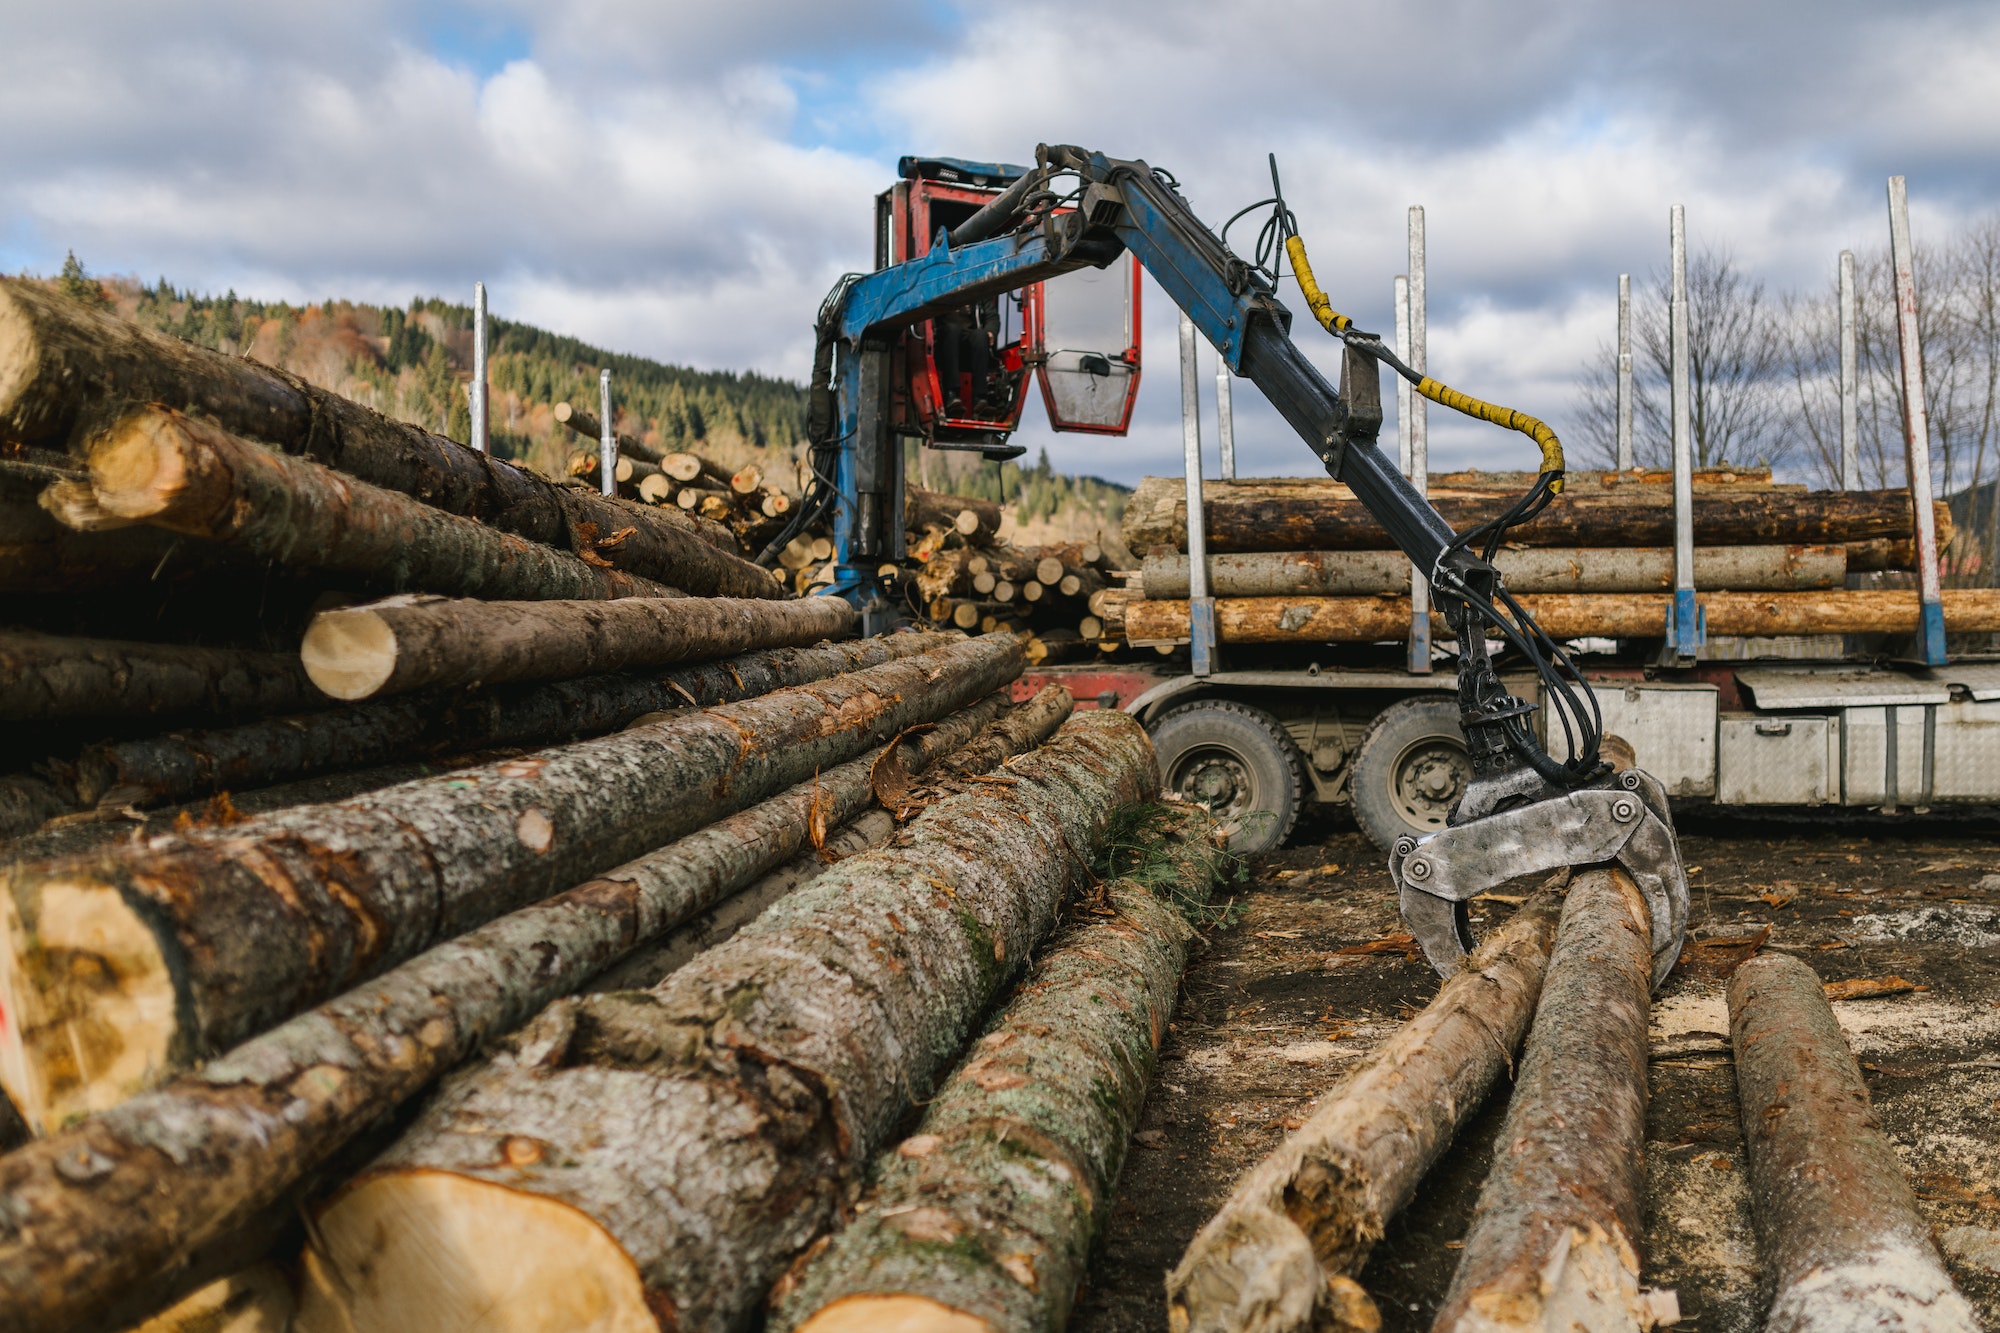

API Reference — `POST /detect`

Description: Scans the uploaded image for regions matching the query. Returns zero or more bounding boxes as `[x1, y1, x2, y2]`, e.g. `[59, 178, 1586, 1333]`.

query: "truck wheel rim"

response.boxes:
[1390, 738, 1469, 831]
[1171, 747, 1255, 823]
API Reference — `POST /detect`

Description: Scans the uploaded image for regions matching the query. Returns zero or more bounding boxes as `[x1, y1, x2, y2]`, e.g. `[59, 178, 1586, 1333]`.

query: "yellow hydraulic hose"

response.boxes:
[1284, 233, 1565, 492]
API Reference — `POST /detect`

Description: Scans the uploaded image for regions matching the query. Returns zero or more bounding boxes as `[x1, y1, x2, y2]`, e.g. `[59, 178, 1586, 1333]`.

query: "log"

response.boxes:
[1140, 545, 1847, 599]
[589, 687, 1073, 994]
[614, 456, 662, 486]
[293, 710, 1157, 1333]
[584, 809, 899, 996]
[75, 633, 957, 808]
[908, 487, 1000, 546]
[84, 407, 682, 602]
[0, 280, 765, 590]
[1727, 955, 1978, 1332]
[0, 629, 325, 722]
[773, 805, 1228, 1333]
[552, 400, 662, 464]
[0, 688, 1021, 1333]
[1432, 868, 1658, 1333]
[0, 775, 75, 842]
[1121, 474, 1949, 553]
[662, 451, 738, 488]
[730, 463, 762, 495]
[299, 592, 855, 700]
[0, 490, 253, 594]
[1121, 589, 2000, 645]
[637, 472, 674, 505]
[0, 633, 1024, 1134]
[1166, 884, 1565, 1333]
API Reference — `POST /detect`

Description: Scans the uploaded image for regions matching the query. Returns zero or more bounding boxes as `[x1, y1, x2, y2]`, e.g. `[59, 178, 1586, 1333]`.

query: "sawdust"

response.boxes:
[1643, 1149, 1761, 1333]
[1846, 905, 2000, 949]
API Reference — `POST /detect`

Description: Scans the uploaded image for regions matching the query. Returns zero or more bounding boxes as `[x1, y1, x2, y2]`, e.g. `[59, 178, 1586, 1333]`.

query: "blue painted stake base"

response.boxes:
[1919, 597, 1948, 666]
[1189, 596, 1219, 677]
[1407, 610, 1432, 674]
[1663, 589, 1705, 664]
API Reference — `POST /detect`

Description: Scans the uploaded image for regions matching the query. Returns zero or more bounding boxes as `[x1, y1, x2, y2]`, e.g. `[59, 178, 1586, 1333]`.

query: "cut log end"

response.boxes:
[299, 607, 398, 701]
[87, 410, 192, 520]
[0, 867, 177, 1134]
[796, 1295, 994, 1333]
[299, 1170, 657, 1333]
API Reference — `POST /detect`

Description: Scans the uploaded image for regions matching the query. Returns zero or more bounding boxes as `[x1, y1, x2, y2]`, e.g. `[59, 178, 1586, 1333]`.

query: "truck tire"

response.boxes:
[1350, 695, 1473, 851]
[1149, 700, 1304, 854]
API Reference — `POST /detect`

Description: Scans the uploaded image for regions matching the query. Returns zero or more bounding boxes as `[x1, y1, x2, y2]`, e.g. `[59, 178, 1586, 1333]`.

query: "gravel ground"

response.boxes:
[1071, 809, 2000, 1332]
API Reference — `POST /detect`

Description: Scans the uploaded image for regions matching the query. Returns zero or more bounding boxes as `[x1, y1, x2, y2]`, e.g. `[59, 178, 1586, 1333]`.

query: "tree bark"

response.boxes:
[0, 684, 1030, 1333]
[0, 280, 765, 586]
[84, 406, 683, 601]
[299, 592, 856, 700]
[0, 629, 325, 722]
[554, 401, 663, 464]
[1432, 868, 1656, 1333]
[1121, 475, 1948, 553]
[0, 490, 247, 594]
[773, 806, 1228, 1333]
[0, 776, 75, 843]
[0, 633, 1024, 1134]
[1140, 546, 1847, 599]
[77, 633, 957, 808]
[590, 687, 1075, 995]
[293, 711, 1158, 1333]
[1727, 955, 1978, 1333]
[1121, 589, 2000, 645]
[583, 809, 900, 996]
[1166, 885, 1565, 1333]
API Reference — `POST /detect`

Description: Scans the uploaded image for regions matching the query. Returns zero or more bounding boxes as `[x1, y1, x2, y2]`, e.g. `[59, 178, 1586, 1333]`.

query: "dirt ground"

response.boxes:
[1071, 807, 2000, 1333]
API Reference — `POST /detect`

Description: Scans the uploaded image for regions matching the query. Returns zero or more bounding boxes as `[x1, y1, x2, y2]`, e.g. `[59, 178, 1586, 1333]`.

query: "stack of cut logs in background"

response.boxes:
[0, 275, 1248, 1333]
[1103, 468, 2000, 646]
[909, 526, 1129, 665]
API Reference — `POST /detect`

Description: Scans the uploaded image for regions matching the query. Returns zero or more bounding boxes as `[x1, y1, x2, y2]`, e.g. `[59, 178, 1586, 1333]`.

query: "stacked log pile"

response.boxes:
[1108, 467, 2000, 646]
[912, 535, 1124, 663]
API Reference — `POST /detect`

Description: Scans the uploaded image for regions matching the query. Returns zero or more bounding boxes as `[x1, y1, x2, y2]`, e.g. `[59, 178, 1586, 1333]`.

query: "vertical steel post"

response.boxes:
[1887, 176, 1946, 665]
[598, 369, 616, 499]
[470, 282, 489, 455]
[1668, 205, 1702, 661]
[1180, 312, 1216, 676]
[1616, 273, 1634, 470]
[1839, 249, 1859, 490]
[1393, 275, 1412, 476]
[1406, 208, 1431, 673]
[1214, 352, 1236, 481]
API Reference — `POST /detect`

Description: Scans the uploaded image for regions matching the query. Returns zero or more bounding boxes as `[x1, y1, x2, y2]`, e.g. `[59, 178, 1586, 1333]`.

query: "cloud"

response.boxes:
[2, 0, 1996, 483]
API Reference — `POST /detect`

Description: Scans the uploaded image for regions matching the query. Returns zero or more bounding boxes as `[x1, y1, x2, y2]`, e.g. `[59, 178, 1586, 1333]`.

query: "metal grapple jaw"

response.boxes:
[1389, 768, 1690, 990]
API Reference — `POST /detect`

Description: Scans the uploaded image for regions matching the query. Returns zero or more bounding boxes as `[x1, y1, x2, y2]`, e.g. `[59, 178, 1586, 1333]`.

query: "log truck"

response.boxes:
[768, 144, 1696, 982]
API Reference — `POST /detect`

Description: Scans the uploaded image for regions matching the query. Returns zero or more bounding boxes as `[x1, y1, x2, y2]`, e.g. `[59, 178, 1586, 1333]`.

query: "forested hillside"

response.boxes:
[40, 259, 1131, 548]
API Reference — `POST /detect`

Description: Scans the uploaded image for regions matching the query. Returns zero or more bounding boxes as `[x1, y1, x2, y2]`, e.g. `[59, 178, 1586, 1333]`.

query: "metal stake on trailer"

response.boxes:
[1667, 204, 1704, 663]
[1406, 207, 1431, 674]
[1886, 176, 1947, 665]
[598, 369, 617, 499]
[1839, 250, 1859, 491]
[470, 282, 489, 455]
[1616, 273, 1634, 471]
[1179, 311, 1216, 677]
[1214, 348, 1236, 482]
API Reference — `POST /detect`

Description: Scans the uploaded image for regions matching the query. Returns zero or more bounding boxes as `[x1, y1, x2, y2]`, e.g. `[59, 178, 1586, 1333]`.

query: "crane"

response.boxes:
[769, 144, 1689, 985]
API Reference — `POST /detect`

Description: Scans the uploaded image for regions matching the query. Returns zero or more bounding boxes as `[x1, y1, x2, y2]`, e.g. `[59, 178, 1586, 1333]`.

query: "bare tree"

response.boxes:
[1573, 248, 1794, 471]
[1784, 217, 2000, 584]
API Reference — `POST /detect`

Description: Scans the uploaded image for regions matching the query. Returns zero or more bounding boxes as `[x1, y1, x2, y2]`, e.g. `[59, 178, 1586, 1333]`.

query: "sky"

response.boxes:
[4, 0, 1998, 485]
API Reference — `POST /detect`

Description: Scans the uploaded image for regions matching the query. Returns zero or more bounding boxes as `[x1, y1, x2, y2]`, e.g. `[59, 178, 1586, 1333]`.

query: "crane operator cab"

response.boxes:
[875, 157, 1143, 461]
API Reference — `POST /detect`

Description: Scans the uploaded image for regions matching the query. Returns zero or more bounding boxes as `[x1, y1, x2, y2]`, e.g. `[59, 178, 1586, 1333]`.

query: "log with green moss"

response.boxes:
[293, 710, 1158, 1333]
[0, 685, 1036, 1333]
[771, 804, 1227, 1333]
[0, 633, 1023, 1136]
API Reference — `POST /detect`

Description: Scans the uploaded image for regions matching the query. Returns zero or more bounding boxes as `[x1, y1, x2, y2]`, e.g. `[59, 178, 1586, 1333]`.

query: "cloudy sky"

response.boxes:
[5, 1, 1997, 483]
